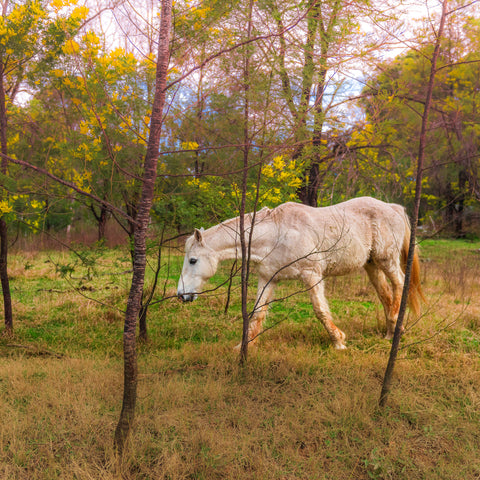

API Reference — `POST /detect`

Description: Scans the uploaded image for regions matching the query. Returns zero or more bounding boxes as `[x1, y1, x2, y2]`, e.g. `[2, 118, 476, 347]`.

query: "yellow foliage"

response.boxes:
[259, 156, 304, 206]
[63, 77, 75, 88]
[187, 178, 200, 187]
[193, 6, 211, 19]
[71, 169, 91, 193]
[181, 141, 199, 151]
[63, 39, 80, 55]
[273, 155, 285, 170]
[79, 122, 90, 135]
[9, 133, 19, 147]
[0, 201, 13, 215]
[82, 31, 100, 45]
[262, 165, 274, 178]
[30, 200, 44, 210]
[49, 0, 76, 12]
[71, 6, 89, 21]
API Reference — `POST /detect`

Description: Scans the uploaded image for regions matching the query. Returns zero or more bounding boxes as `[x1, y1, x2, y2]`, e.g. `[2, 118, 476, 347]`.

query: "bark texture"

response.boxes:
[114, 0, 172, 454]
[0, 62, 13, 334]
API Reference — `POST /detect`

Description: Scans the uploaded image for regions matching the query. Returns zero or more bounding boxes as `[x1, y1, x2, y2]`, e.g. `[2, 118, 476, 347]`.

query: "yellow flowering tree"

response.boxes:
[22, 32, 157, 241]
[153, 152, 305, 232]
[259, 155, 304, 205]
[354, 11, 480, 236]
[0, 0, 87, 333]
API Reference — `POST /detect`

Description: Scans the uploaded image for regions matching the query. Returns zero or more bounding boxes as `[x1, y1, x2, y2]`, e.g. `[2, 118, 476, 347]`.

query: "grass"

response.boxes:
[0, 238, 480, 479]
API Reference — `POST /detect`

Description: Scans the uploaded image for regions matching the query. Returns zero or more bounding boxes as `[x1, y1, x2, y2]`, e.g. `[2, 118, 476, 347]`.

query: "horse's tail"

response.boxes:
[397, 207, 425, 316]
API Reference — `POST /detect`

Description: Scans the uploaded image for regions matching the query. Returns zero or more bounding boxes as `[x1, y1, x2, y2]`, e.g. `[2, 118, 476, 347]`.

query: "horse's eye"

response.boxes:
[189, 258, 197, 265]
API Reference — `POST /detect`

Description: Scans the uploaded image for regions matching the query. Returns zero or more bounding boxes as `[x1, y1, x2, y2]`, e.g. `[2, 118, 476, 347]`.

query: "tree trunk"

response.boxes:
[298, 162, 320, 207]
[0, 218, 12, 334]
[455, 169, 467, 238]
[91, 203, 109, 242]
[114, 0, 172, 454]
[0, 63, 13, 335]
[296, 0, 340, 207]
[239, 0, 255, 365]
[379, 0, 448, 407]
[98, 208, 107, 242]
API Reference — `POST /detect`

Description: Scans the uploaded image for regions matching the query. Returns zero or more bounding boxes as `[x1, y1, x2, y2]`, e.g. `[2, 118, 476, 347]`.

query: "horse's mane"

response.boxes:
[215, 206, 272, 232]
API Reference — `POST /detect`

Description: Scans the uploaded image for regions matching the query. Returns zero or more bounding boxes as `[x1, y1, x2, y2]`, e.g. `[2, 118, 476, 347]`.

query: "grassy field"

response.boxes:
[0, 238, 479, 479]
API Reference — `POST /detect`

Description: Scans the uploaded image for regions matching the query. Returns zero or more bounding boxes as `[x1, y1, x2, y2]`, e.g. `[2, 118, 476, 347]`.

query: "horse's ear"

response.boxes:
[194, 228, 203, 243]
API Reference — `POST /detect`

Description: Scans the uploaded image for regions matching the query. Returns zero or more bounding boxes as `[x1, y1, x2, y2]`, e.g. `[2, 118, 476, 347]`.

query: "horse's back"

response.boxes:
[270, 197, 405, 234]
[263, 198, 407, 277]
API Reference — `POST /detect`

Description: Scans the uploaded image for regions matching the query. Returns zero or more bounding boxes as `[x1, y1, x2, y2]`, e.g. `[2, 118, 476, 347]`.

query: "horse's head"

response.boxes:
[177, 228, 219, 302]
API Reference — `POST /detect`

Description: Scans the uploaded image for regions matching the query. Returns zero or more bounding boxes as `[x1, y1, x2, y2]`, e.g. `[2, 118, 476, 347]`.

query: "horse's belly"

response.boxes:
[259, 262, 302, 280]
[323, 260, 364, 277]
[256, 233, 370, 280]
[321, 241, 369, 276]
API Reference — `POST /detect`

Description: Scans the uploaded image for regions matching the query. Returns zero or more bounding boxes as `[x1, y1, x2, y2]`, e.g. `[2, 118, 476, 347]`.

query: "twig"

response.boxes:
[4, 343, 64, 358]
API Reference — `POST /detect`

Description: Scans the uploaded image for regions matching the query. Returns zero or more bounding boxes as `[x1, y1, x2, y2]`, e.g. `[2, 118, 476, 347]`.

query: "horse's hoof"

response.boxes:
[334, 343, 347, 350]
[234, 340, 257, 351]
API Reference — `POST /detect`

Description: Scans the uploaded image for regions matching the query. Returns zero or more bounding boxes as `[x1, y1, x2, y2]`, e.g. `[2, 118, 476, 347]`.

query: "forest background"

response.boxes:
[1, 0, 480, 250]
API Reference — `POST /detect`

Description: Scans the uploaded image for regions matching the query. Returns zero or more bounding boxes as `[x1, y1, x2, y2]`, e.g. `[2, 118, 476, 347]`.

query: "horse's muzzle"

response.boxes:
[178, 293, 196, 302]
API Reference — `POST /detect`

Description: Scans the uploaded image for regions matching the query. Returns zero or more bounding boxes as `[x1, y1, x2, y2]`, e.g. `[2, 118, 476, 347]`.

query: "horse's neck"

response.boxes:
[206, 213, 266, 262]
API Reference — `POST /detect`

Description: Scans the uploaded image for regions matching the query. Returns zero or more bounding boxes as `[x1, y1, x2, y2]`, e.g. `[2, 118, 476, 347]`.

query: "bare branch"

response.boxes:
[0, 152, 136, 225]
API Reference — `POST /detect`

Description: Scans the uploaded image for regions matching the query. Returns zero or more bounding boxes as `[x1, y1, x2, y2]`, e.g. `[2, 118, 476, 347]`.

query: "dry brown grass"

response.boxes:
[0, 239, 479, 479]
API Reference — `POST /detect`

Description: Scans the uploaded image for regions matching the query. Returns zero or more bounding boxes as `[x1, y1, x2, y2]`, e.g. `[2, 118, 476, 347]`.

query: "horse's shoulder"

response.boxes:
[273, 202, 309, 212]
[272, 202, 311, 218]
[267, 203, 319, 230]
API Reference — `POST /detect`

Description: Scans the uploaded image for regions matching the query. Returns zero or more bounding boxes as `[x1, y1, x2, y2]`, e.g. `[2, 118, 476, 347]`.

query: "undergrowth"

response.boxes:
[0, 239, 479, 479]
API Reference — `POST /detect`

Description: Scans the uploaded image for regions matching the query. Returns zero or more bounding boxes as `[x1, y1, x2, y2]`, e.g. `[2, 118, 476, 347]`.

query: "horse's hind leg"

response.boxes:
[365, 264, 395, 337]
[307, 279, 346, 349]
[384, 267, 405, 339]
[365, 263, 403, 339]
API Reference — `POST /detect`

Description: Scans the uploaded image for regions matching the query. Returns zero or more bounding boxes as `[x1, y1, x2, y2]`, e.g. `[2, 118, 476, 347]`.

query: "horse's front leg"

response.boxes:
[235, 277, 276, 350]
[305, 277, 347, 350]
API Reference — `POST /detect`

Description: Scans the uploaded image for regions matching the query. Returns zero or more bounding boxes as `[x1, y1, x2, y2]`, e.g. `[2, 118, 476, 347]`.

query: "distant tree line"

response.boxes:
[2, 0, 479, 246]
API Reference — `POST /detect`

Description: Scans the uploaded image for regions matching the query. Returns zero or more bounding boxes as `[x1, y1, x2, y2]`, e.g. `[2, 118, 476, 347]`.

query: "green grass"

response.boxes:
[0, 239, 479, 479]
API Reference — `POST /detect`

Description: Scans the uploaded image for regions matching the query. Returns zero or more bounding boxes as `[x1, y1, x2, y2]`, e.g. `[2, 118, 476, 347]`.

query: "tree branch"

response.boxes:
[0, 152, 137, 225]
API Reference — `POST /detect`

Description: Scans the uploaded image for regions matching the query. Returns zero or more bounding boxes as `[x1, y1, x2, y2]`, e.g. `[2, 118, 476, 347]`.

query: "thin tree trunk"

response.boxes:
[224, 259, 237, 315]
[114, 0, 172, 454]
[0, 218, 12, 334]
[91, 203, 109, 242]
[379, 0, 448, 407]
[138, 227, 166, 341]
[0, 63, 13, 335]
[239, 0, 255, 365]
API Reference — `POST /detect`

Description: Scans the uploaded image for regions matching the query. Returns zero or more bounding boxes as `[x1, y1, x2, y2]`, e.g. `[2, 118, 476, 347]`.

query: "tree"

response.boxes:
[261, 0, 372, 206]
[379, 0, 448, 408]
[49, 38, 156, 242]
[355, 3, 480, 234]
[0, 0, 87, 333]
[114, 0, 172, 455]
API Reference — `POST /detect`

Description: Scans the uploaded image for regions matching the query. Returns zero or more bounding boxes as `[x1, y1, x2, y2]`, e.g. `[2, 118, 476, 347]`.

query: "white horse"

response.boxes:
[177, 197, 424, 349]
